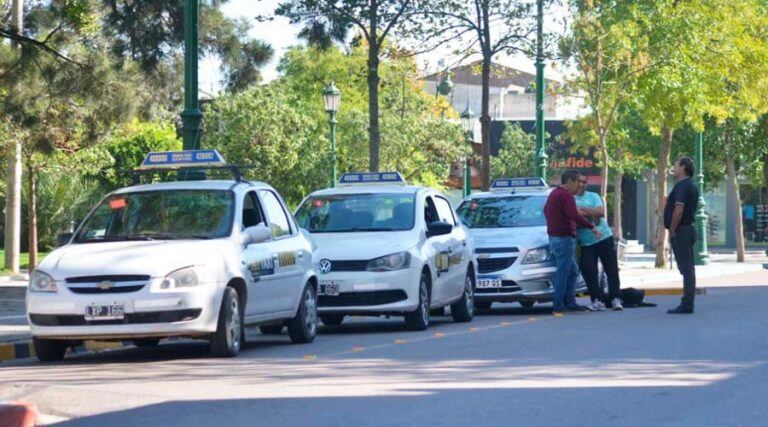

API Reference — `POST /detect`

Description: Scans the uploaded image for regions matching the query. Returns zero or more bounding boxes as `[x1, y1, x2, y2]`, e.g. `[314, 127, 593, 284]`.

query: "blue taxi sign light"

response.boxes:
[139, 150, 226, 170]
[491, 177, 548, 191]
[338, 172, 406, 186]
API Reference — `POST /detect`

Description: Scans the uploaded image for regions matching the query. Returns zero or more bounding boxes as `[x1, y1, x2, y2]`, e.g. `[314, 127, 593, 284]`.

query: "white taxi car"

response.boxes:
[294, 172, 476, 330]
[456, 177, 588, 310]
[27, 150, 319, 361]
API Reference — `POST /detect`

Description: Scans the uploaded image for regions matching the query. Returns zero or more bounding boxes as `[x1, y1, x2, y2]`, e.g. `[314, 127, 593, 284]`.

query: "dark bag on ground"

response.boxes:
[620, 288, 657, 308]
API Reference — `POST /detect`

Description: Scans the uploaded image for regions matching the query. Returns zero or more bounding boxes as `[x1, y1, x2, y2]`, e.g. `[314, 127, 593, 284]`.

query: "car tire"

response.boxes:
[474, 301, 492, 311]
[210, 287, 242, 357]
[33, 337, 68, 362]
[287, 282, 318, 344]
[259, 325, 284, 335]
[133, 338, 160, 348]
[405, 271, 430, 331]
[320, 314, 344, 326]
[519, 301, 535, 308]
[451, 271, 475, 323]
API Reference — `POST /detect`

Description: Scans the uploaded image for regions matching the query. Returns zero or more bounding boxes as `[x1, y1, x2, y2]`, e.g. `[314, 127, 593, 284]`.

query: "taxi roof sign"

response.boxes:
[338, 172, 406, 186]
[491, 177, 548, 191]
[139, 150, 226, 170]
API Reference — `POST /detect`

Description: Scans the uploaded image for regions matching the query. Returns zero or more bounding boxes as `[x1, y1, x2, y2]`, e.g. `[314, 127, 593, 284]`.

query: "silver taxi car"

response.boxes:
[456, 177, 589, 310]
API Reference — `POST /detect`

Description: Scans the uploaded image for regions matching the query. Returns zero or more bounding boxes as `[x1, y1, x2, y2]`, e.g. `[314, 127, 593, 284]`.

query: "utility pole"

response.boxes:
[694, 132, 709, 265]
[534, 0, 548, 181]
[180, 0, 203, 180]
[4, 0, 23, 273]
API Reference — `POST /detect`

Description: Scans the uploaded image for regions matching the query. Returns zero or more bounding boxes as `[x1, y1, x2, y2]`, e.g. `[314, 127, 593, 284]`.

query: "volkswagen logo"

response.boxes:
[319, 259, 332, 274]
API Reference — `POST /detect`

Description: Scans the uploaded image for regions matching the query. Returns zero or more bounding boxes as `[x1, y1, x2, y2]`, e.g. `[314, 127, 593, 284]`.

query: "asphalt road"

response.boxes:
[1, 286, 767, 427]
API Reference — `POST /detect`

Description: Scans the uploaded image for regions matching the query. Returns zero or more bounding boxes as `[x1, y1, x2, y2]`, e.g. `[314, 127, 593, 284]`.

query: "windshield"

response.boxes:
[295, 193, 415, 233]
[457, 195, 547, 228]
[75, 190, 235, 242]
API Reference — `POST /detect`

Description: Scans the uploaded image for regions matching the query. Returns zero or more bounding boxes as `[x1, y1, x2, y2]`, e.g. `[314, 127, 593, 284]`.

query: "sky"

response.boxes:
[199, 0, 571, 95]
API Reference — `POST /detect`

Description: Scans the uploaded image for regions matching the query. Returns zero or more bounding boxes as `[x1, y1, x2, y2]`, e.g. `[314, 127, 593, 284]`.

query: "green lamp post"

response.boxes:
[323, 82, 341, 187]
[180, 0, 204, 180]
[437, 74, 454, 119]
[534, 0, 547, 181]
[694, 132, 709, 265]
[460, 104, 476, 198]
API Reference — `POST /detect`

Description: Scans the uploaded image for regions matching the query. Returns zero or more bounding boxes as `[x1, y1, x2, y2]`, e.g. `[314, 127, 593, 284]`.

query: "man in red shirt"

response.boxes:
[544, 170, 602, 316]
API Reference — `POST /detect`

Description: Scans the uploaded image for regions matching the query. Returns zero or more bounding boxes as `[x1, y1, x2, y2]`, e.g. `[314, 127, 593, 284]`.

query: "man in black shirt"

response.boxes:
[664, 156, 699, 314]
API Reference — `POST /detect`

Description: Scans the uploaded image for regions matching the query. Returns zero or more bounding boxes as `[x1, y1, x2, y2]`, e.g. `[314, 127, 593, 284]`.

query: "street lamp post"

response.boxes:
[323, 82, 341, 187]
[181, 0, 204, 180]
[460, 105, 476, 198]
[437, 74, 454, 119]
[534, 0, 548, 181]
[694, 132, 709, 265]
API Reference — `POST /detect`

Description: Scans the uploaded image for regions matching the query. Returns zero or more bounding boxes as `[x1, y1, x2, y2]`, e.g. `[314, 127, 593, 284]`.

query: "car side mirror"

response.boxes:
[426, 221, 453, 238]
[242, 223, 272, 246]
[57, 232, 74, 247]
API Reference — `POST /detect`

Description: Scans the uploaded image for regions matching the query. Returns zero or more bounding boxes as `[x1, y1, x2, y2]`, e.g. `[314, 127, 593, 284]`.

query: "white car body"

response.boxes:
[295, 183, 477, 320]
[27, 180, 317, 342]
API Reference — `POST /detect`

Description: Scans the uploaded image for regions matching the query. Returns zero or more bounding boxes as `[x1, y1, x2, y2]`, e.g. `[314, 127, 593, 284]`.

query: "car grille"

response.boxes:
[318, 290, 408, 307]
[329, 260, 369, 272]
[29, 309, 202, 326]
[65, 275, 150, 294]
[476, 280, 523, 294]
[475, 247, 519, 254]
[477, 257, 517, 273]
[68, 285, 145, 294]
[65, 275, 151, 283]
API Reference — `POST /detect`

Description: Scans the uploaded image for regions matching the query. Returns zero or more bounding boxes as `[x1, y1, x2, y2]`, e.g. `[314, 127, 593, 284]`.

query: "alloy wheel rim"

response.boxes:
[420, 279, 429, 325]
[305, 288, 317, 334]
[230, 296, 241, 352]
[465, 276, 474, 315]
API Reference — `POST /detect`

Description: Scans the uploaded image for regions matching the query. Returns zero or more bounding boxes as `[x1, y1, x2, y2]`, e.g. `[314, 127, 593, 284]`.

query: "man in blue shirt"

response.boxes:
[574, 177, 623, 311]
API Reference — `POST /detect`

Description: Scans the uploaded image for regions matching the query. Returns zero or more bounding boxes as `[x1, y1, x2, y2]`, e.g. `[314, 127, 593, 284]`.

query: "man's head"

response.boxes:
[561, 170, 582, 194]
[675, 156, 694, 179]
[576, 175, 588, 196]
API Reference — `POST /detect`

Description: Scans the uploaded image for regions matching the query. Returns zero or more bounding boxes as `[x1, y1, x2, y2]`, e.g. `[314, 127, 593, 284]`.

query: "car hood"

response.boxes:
[38, 240, 233, 280]
[307, 231, 418, 260]
[466, 226, 548, 252]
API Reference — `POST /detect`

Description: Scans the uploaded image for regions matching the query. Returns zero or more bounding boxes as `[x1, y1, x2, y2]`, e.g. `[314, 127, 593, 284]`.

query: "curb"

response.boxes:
[0, 340, 132, 363]
[642, 287, 707, 296]
[0, 401, 39, 427]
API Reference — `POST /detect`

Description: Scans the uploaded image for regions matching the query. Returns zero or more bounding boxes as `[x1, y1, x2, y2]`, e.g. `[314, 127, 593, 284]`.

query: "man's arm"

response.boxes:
[564, 194, 601, 238]
[578, 206, 605, 219]
[669, 204, 685, 237]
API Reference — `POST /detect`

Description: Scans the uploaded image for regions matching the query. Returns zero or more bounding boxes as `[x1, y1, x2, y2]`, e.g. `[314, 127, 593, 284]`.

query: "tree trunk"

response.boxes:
[599, 133, 609, 200]
[655, 127, 674, 268]
[613, 146, 623, 239]
[367, 5, 380, 172]
[27, 163, 38, 271]
[725, 139, 745, 262]
[480, 53, 492, 191]
[4, 0, 23, 273]
[763, 152, 768, 191]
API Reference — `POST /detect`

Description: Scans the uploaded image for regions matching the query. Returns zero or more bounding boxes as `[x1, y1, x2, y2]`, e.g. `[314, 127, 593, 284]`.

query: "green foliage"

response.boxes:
[491, 123, 535, 180]
[101, 120, 182, 187]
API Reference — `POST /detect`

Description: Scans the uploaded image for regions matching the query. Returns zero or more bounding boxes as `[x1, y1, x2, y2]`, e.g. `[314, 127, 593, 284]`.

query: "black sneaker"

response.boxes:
[667, 306, 694, 314]
[565, 305, 589, 312]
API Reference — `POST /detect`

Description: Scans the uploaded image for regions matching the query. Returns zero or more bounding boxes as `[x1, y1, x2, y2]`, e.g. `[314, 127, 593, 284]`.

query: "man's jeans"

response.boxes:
[670, 224, 697, 309]
[549, 236, 579, 311]
[579, 237, 621, 303]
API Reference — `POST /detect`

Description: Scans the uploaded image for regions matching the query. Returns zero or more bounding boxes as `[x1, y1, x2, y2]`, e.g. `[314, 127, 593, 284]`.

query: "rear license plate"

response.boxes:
[85, 304, 125, 321]
[477, 275, 502, 289]
[319, 281, 341, 296]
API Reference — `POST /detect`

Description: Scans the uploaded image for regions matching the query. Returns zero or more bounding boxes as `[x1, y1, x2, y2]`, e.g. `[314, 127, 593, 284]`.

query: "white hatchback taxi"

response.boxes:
[27, 150, 319, 361]
[294, 172, 476, 331]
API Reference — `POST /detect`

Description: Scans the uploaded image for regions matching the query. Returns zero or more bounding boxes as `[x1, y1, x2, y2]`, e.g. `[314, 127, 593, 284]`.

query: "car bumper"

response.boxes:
[475, 264, 587, 303]
[26, 280, 224, 340]
[316, 268, 421, 314]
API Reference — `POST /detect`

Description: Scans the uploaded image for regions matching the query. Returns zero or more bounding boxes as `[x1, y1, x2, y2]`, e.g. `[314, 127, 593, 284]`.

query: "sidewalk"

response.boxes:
[1, 251, 766, 360]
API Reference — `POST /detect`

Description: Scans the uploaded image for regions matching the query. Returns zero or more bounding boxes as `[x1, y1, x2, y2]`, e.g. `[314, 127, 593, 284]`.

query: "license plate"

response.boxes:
[85, 304, 125, 321]
[477, 275, 502, 289]
[319, 281, 341, 296]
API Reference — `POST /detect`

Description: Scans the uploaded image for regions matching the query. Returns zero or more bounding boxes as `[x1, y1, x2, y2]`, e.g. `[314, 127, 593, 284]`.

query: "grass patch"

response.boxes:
[0, 250, 48, 275]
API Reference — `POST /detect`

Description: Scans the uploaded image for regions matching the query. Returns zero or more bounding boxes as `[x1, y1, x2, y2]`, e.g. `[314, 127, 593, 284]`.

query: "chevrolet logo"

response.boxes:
[97, 280, 115, 290]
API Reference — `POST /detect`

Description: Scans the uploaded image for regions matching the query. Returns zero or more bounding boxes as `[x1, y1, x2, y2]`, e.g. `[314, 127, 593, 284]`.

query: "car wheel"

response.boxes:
[519, 301, 535, 308]
[451, 271, 475, 322]
[210, 287, 242, 357]
[287, 282, 318, 344]
[133, 338, 160, 348]
[474, 301, 492, 311]
[33, 337, 68, 362]
[320, 314, 344, 326]
[259, 325, 284, 335]
[404, 271, 430, 331]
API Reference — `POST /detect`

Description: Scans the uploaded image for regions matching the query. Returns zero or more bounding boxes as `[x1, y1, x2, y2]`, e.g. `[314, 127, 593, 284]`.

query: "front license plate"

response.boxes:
[85, 304, 125, 321]
[477, 275, 503, 289]
[319, 281, 341, 296]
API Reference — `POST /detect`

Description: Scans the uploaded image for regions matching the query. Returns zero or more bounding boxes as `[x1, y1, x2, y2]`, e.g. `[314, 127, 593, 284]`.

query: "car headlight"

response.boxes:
[160, 266, 205, 289]
[522, 247, 549, 264]
[29, 270, 58, 293]
[366, 252, 411, 272]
